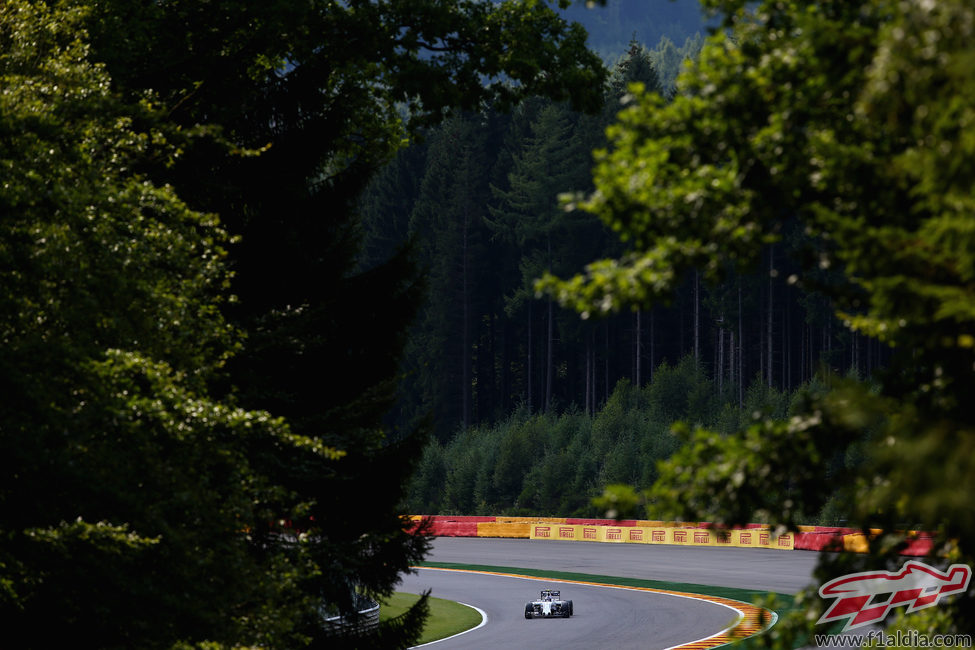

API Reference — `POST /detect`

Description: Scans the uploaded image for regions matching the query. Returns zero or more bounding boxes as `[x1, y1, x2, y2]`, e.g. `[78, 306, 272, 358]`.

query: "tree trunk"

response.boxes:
[760, 322, 765, 389]
[527, 301, 533, 413]
[584, 332, 591, 416]
[545, 296, 553, 412]
[545, 237, 553, 413]
[604, 322, 610, 401]
[501, 316, 511, 414]
[800, 322, 807, 384]
[827, 308, 832, 372]
[694, 271, 700, 363]
[635, 309, 642, 387]
[462, 203, 471, 429]
[782, 294, 788, 391]
[717, 325, 724, 392]
[729, 330, 735, 392]
[738, 283, 743, 408]
[590, 328, 597, 414]
[767, 247, 774, 388]
[649, 308, 655, 383]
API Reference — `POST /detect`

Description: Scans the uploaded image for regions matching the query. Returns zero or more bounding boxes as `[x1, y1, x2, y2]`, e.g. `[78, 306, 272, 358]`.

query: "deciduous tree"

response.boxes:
[4, 0, 608, 646]
[540, 0, 975, 640]
[0, 3, 319, 646]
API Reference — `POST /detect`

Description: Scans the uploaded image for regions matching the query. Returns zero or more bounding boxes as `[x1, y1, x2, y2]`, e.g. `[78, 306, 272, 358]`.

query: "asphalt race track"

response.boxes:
[422, 537, 821, 594]
[399, 567, 741, 649]
[395, 537, 823, 648]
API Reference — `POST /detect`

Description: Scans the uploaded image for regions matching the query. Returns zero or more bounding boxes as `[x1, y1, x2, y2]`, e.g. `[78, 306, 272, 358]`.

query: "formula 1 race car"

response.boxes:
[524, 589, 573, 619]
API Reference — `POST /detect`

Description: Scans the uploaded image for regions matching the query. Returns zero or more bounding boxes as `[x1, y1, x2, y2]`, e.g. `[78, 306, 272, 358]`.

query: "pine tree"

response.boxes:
[489, 101, 595, 412]
[406, 114, 496, 438]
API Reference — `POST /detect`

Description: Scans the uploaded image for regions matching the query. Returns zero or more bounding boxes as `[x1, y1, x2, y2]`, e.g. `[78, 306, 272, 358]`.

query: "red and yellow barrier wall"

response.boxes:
[528, 523, 795, 550]
[408, 515, 933, 555]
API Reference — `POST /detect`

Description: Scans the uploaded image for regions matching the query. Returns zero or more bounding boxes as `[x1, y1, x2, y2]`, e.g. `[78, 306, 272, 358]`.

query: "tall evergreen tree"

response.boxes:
[608, 38, 663, 100]
[406, 114, 496, 438]
[356, 143, 429, 274]
[489, 101, 595, 412]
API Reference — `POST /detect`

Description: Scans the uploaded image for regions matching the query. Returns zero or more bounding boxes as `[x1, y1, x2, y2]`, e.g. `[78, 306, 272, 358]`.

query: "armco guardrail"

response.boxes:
[409, 515, 934, 556]
[322, 594, 380, 637]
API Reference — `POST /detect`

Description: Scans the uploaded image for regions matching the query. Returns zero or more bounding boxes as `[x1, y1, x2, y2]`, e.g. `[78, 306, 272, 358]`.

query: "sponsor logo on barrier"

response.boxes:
[778, 535, 792, 548]
[740, 532, 753, 545]
[559, 527, 574, 539]
[674, 530, 687, 543]
[759, 533, 770, 545]
[629, 529, 644, 542]
[817, 561, 972, 632]
[717, 532, 731, 544]
[583, 527, 597, 540]
[693, 531, 710, 544]
[652, 530, 666, 543]
[535, 526, 551, 538]
[606, 528, 622, 540]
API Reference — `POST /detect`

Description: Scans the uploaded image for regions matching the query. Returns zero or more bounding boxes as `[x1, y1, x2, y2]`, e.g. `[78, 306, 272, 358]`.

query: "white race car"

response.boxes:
[524, 589, 573, 618]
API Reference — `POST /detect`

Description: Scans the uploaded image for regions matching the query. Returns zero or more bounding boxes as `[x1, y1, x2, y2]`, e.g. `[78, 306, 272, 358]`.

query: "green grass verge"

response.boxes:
[379, 591, 482, 646]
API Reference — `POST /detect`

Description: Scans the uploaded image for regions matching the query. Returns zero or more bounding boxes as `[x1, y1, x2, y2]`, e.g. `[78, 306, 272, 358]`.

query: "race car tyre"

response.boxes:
[567, 600, 573, 617]
[525, 603, 533, 619]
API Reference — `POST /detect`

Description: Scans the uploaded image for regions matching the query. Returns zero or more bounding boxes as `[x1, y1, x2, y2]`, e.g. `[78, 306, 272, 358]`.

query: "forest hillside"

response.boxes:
[357, 4, 889, 529]
[360, 33, 887, 448]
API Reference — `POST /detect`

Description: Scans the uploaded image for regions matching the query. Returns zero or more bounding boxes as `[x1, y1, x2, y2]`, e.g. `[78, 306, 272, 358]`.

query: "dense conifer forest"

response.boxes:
[404, 357, 864, 520]
[360, 3, 887, 521]
[360, 22, 889, 517]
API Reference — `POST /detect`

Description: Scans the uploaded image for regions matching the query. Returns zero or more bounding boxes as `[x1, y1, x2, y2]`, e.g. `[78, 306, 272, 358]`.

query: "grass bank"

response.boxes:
[379, 591, 482, 645]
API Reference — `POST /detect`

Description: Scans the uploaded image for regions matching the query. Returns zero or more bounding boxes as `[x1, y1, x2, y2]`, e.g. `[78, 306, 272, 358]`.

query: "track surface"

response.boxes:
[395, 538, 823, 648]
[422, 537, 820, 594]
[398, 568, 740, 649]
